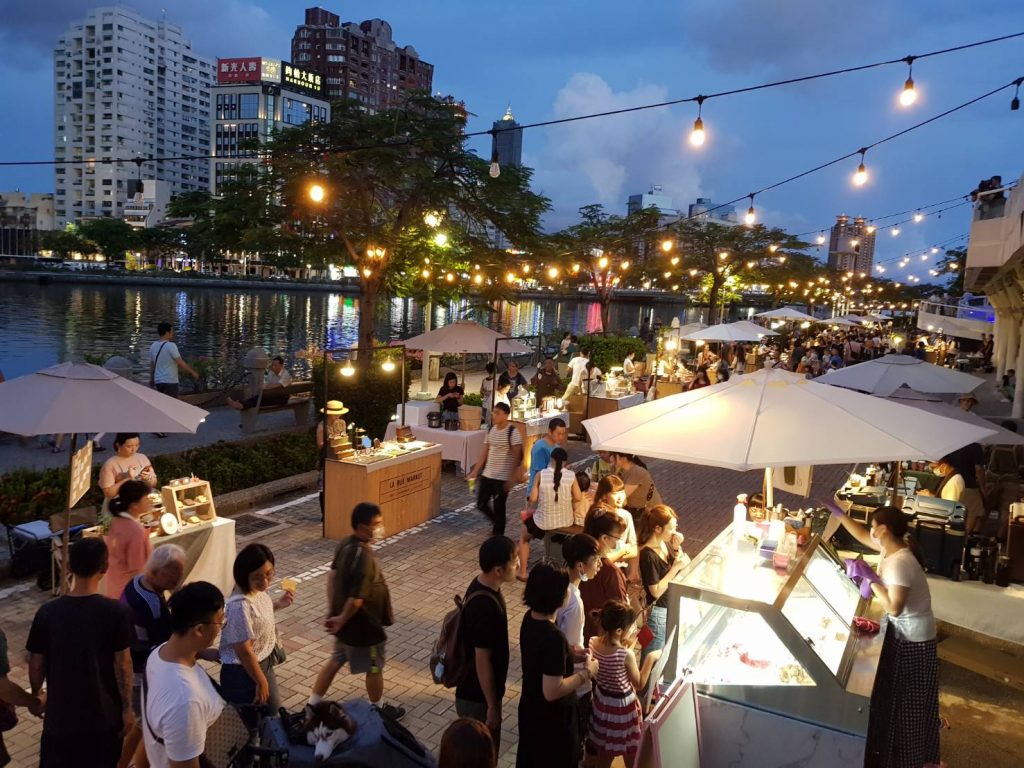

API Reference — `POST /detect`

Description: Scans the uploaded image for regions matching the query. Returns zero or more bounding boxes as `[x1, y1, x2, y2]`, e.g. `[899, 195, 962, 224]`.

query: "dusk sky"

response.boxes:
[1, 1, 1022, 276]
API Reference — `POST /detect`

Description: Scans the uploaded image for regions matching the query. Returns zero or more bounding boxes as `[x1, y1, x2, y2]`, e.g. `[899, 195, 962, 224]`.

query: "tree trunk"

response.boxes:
[600, 296, 612, 334]
[707, 276, 723, 325]
[358, 280, 378, 359]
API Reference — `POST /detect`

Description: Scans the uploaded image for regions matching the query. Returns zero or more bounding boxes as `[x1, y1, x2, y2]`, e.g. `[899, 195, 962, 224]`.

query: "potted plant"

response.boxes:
[459, 392, 484, 430]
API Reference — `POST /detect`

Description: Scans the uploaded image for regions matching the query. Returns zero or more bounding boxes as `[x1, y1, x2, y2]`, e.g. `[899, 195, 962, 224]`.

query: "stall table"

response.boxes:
[569, 391, 645, 435]
[401, 399, 440, 426]
[512, 411, 570, 475]
[384, 422, 484, 474]
[325, 443, 443, 539]
[655, 380, 685, 399]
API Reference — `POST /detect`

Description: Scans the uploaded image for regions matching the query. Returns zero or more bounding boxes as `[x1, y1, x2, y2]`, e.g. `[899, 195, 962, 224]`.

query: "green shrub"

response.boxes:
[578, 335, 648, 372]
[462, 392, 483, 407]
[312, 358, 410, 440]
[0, 432, 318, 527]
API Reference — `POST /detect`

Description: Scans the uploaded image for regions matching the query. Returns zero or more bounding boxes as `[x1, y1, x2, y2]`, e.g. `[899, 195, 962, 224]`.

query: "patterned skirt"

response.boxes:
[588, 684, 643, 757]
[866, 623, 941, 768]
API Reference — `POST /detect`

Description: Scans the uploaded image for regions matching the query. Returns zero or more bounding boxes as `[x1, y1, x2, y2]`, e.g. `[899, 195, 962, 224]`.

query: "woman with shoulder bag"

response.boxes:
[219, 545, 294, 715]
[637, 506, 689, 664]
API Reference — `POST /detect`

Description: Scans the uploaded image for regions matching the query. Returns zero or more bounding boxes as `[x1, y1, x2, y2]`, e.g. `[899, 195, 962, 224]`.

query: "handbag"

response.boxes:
[271, 641, 287, 665]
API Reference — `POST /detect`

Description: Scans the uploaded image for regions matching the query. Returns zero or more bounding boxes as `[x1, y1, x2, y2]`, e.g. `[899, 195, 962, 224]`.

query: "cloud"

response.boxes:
[531, 73, 702, 229]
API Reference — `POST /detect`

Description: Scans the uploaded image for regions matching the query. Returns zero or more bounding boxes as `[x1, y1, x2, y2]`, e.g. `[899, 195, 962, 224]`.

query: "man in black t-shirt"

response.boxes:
[456, 535, 517, 750]
[947, 441, 987, 533]
[27, 537, 135, 768]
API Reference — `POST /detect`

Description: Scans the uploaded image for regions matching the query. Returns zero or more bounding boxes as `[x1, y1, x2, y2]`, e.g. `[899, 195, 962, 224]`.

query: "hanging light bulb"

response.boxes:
[423, 211, 441, 228]
[445, 272, 455, 283]
[891, 227, 900, 236]
[505, 271, 516, 283]
[598, 256, 609, 270]
[620, 260, 630, 270]
[866, 224, 876, 234]
[689, 96, 706, 147]
[816, 233, 826, 245]
[1012, 78, 1022, 110]
[852, 149, 868, 186]
[899, 57, 917, 107]
[547, 266, 559, 279]
[660, 239, 673, 252]
[381, 359, 396, 373]
[340, 361, 355, 377]
[744, 194, 756, 226]
[913, 211, 924, 223]
[433, 232, 448, 247]
[670, 256, 679, 266]
[488, 131, 501, 178]
[473, 274, 484, 285]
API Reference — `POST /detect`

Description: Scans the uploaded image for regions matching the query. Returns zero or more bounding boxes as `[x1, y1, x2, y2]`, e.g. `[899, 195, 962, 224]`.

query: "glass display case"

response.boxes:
[666, 522, 884, 738]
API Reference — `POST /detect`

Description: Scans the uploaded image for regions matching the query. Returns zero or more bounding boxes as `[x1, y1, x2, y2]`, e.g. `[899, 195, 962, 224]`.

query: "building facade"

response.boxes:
[491, 106, 523, 168]
[291, 6, 433, 112]
[53, 7, 214, 225]
[686, 197, 737, 225]
[0, 192, 55, 258]
[121, 180, 171, 229]
[827, 215, 876, 273]
[210, 57, 330, 194]
[628, 186, 678, 218]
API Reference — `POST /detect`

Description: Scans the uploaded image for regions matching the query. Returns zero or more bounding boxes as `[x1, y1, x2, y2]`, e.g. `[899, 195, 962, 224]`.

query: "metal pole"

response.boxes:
[59, 432, 79, 595]
[399, 344, 407, 427]
[321, 346, 330, 537]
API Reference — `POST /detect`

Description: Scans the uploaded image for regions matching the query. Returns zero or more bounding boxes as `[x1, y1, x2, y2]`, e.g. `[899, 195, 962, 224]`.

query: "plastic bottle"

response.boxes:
[733, 494, 748, 532]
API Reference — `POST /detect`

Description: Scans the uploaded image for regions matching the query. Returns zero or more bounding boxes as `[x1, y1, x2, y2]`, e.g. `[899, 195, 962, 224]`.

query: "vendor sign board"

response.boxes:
[69, 441, 93, 508]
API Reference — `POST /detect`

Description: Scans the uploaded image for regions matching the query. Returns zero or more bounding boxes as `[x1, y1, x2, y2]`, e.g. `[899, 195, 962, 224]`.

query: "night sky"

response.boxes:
[1, 1, 1022, 276]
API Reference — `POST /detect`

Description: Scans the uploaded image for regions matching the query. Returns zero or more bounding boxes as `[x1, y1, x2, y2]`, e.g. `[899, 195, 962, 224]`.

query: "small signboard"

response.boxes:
[69, 440, 94, 509]
[379, 467, 431, 504]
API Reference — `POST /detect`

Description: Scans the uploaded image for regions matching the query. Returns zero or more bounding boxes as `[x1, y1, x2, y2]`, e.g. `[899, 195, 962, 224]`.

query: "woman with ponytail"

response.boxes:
[103, 479, 154, 599]
[832, 504, 939, 768]
[516, 448, 581, 580]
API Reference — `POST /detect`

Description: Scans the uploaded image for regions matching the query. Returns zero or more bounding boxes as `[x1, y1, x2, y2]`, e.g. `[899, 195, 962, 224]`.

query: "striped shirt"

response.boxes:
[534, 468, 576, 530]
[482, 424, 523, 481]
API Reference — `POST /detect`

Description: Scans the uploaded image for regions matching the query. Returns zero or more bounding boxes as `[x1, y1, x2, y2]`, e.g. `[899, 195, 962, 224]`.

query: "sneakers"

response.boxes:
[373, 702, 406, 721]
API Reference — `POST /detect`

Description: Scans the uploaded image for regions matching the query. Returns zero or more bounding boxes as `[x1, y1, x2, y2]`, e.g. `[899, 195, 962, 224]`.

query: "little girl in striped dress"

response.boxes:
[588, 600, 662, 767]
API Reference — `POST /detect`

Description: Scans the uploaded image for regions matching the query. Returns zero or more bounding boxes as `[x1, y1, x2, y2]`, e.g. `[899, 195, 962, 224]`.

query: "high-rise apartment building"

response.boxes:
[687, 197, 737, 225]
[53, 7, 214, 224]
[827, 214, 876, 273]
[491, 106, 523, 169]
[628, 186, 678, 218]
[291, 7, 433, 112]
[210, 57, 330, 194]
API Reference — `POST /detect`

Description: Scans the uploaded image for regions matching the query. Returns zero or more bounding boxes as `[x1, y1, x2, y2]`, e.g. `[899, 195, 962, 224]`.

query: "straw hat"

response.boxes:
[321, 400, 350, 415]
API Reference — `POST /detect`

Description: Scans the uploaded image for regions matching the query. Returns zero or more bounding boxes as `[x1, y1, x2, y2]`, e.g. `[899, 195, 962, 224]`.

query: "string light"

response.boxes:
[899, 56, 917, 107]
[1013, 78, 1022, 110]
[505, 271, 516, 283]
[433, 232, 448, 247]
[670, 256, 679, 266]
[661, 239, 674, 252]
[853, 149, 869, 186]
[598, 256, 609, 269]
[474, 274, 484, 285]
[913, 211, 924, 223]
[620, 261, 630, 270]
[866, 224, 876, 234]
[768, 244, 778, 252]
[488, 130, 501, 178]
[817, 233, 826, 245]
[381, 359, 396, 373]
[744, 194, 757, 226]
[547, 266, 559, 279]
[423, 211, 441, 228]
[421, 268, 431, 278]
[340, 361, 355, 377]
[891, 227, 900, 236]
[689, 96, 706, 147]
[445, 272, 455, 282]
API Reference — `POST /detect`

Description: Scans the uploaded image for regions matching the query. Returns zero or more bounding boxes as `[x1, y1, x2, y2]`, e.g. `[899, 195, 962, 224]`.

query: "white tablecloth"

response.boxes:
[385, 423, 486, 474]
[928, 576, 1024, 645]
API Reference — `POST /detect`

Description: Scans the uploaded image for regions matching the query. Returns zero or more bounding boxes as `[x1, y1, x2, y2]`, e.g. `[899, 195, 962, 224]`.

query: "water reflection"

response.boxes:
[0, 282, 719, 381]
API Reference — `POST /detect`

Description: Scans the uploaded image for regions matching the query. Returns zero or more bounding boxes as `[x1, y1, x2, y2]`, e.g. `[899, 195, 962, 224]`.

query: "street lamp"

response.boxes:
[309, 184, 325, 203]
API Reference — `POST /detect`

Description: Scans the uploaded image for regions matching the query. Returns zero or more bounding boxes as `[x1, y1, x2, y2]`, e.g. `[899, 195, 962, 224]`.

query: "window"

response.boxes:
[239, 92, 259, 119]
[282, 98, 311, 125]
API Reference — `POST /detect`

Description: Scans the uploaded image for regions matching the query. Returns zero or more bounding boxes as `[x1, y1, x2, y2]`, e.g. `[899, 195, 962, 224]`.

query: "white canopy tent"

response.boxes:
[754, 307, 818, 322]
[682, 322, 778, 343]
[820, 354, 984, 397]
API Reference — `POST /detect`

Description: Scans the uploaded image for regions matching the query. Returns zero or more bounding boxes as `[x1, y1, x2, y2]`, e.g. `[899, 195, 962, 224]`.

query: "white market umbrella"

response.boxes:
[676, 321, 708, 337]
[682, 322, 776, 343]
[755, 307, 818, 322]
[828, 317, 863, 327]
[402, 319, 532, 354]
[0, 362, 209, 435]
[885, 387, 1024, 446]
[821, 354, 984, 397]
[582, 367, 995, 471]
[731, 320, 780, 337]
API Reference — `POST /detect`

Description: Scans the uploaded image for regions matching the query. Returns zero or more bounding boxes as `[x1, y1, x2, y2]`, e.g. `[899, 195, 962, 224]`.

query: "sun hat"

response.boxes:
[321, 400, 350, 415]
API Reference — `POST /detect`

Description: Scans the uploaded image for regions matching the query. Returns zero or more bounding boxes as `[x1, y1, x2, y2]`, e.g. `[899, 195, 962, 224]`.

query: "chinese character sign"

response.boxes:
[281, 60, 323, 95]
[216, 57, 263, 84]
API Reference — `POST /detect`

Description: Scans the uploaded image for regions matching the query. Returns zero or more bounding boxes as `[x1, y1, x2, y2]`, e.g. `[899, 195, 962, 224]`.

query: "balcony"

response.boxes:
[965, 172, 1024, 292]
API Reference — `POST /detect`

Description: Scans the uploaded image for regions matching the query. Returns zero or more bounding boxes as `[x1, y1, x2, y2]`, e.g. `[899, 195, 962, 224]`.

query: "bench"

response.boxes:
[542, 524, 584, 558]
[238, 382, 313, 432]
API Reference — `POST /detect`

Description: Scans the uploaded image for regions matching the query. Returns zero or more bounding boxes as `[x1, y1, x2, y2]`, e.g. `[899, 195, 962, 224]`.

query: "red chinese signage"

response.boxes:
[217, 57, 263, 84]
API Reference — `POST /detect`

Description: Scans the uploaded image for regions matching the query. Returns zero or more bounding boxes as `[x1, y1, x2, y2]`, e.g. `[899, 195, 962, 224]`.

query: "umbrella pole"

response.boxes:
[60, 432, 79, 596]
[764, 466, 774, 509]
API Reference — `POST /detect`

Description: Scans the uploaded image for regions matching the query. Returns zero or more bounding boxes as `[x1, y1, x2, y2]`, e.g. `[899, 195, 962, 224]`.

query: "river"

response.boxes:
[0, 281, 739, 381]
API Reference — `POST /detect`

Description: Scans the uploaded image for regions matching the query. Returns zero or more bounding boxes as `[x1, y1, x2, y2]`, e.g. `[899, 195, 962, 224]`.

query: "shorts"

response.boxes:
[522, 514, 545, 540]
[154, 382, 179, 397]
[331, 640, 386, 674]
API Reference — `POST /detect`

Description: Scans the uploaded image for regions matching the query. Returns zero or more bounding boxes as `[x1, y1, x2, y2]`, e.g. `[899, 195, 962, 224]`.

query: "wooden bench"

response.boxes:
[542, 524, 584, 558]
[238, 382, 313, 432]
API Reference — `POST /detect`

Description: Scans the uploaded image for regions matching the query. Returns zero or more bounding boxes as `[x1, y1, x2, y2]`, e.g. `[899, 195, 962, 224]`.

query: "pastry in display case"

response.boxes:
[665, 522, 883, 745]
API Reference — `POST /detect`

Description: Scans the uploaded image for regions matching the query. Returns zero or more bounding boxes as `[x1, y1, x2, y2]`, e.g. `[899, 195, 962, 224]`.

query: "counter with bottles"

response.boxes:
[662, 521, 885, 768]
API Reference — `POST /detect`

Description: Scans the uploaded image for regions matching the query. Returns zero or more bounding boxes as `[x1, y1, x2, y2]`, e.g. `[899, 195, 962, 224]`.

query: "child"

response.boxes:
[588, 600, 661, 768]
[574, 471, 594, 527]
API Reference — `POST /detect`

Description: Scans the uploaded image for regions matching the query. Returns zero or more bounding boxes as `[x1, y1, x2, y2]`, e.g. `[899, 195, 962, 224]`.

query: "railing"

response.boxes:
[917, 298, 994, 323]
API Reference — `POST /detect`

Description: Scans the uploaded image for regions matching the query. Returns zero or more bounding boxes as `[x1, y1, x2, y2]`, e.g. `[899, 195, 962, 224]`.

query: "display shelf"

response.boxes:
[160, 479, 216, 527]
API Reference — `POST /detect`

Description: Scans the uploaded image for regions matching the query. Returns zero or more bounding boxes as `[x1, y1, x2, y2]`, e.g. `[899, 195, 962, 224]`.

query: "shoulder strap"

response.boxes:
[507, 425, 514, 447]
[141, 665, 164, 745]
[153, 341, 169, 363]
[464, 588, 504, 615]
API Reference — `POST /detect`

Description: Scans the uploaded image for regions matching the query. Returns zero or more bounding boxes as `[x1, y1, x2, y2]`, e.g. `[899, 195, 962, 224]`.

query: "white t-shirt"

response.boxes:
[556, 581, 584, 649]
[266, 367, 292, 388]
[220, 591, 277, 664]
[879, 548, 936, 642]
[143, 646, 225, 768]
[609, 507, 637, 569]
[939, 473, 965, 502]
[567, 356, 590, 387]
[150, 340, 182, 385]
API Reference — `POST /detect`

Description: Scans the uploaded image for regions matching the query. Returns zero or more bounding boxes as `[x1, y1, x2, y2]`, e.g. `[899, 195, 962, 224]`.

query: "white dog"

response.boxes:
[302, 701, 357, 764]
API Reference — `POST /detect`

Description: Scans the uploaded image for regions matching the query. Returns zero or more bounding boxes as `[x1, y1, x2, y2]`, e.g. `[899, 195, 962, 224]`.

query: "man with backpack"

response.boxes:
[452, 536, 517, 750]
[467, 402, 523, 537]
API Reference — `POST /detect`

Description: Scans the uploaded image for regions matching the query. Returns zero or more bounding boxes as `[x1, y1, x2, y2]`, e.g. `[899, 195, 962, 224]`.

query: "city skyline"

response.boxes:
[1, 1, 1022, 273]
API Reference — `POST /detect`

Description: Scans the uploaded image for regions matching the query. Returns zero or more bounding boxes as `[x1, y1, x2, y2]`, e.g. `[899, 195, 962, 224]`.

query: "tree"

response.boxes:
[39, 225, 95, 260]
[241, 95, 549, 351]
[76, 218, 138, 266]
[934, 246, 966, 294]
[543, 204, 662, 332]
[135, 227, 183, 269]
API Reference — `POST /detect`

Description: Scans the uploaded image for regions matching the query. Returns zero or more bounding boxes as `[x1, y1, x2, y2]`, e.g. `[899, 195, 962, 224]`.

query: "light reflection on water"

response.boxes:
[0, 281, 717, 381]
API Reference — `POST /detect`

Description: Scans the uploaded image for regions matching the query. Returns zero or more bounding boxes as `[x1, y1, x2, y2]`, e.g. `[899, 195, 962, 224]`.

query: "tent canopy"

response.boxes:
[582, 367, 995, 470]
[821, 354, 984, 397]
[401, 320, 532, 354]
[885, 386, 1024, 446]
[682, 322, 777, 343]
[0, 362, 208, 436]
[754, 307, 817, 322]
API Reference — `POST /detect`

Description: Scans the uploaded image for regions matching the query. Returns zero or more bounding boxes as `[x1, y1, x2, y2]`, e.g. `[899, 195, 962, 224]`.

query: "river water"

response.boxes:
[0, 281, 730, 381]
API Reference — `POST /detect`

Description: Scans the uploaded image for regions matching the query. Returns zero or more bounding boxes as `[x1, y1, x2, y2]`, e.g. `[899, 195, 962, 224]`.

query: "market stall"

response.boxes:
[324, 441, 443, 539]
[510, 405, 570, 475]
[383, 422, 483, 474]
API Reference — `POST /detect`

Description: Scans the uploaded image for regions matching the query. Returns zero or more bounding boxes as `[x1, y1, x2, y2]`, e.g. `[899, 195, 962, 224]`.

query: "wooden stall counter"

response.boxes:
[324, 443, 443, 540]
[513, 411, 570, 475]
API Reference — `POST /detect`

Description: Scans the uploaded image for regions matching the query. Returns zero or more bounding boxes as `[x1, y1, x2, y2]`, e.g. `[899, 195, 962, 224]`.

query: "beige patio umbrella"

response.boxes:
[0, 362, 209, 591]
[755, 307, 818, 322]
[682, 322, 777, 343]
[885, 386, 1024, 446]
[820, 353, 984, 397]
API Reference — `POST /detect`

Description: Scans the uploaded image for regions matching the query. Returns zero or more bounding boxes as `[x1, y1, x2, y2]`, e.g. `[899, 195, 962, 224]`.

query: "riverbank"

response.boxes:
[0, 267, 725, 305]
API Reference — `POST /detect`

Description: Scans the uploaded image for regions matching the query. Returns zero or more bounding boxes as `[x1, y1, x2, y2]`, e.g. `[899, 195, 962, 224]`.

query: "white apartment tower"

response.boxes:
[53, 7, 214, 225]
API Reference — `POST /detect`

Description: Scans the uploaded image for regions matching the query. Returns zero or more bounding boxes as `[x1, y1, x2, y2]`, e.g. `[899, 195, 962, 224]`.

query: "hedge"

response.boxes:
[0, 432, 319, 527]
[578, 335, 649, 373]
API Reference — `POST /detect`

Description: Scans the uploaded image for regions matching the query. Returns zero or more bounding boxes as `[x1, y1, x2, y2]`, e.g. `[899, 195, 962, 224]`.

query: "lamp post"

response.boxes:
[322, 343, 408, 430]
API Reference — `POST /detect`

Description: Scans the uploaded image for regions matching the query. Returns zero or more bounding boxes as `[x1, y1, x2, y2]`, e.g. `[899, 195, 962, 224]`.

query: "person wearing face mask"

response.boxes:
[309, 503, 405, 721]
[590, 475, 639, 582]
[916, 455, 964, 503]
[830, 505, 939, 768]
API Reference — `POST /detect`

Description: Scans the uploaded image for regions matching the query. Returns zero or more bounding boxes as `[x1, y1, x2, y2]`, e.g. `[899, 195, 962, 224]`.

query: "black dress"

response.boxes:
[516, 614, 578, 768]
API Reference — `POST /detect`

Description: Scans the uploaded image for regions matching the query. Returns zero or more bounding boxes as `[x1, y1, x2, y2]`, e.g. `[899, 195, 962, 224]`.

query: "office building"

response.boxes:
[53, 7, 214, 225]
[628, 186, 678, 218]
[0, 192, 55, 258]
[827, 215, 876, 273]
[291, 6, 433, 112]
[687, 197, 737, 225]
[210, 57, 330, 194]
[491, 106, 523, 168]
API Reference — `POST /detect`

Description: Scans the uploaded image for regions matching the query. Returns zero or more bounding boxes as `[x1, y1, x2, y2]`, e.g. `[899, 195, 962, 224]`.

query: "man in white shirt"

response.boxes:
[562, 349, 591, 399]
[227, 356, 293, 410]
[918, 456, 965, 503]
[149, 323, 198, 399]
[143, 582, 225, 768]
